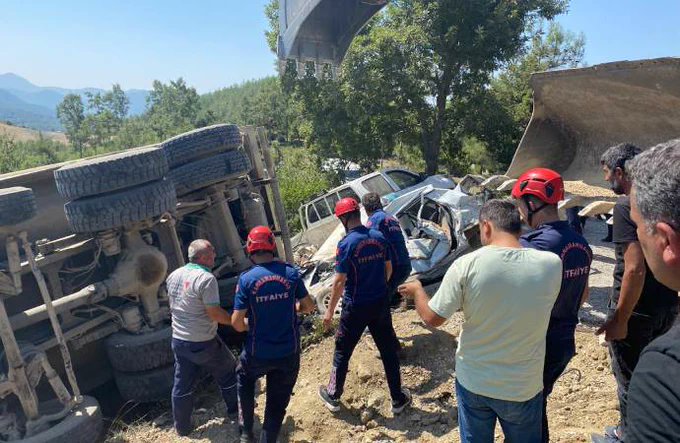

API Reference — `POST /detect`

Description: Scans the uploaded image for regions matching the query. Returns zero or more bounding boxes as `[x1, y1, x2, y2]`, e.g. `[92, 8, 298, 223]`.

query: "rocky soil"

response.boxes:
[107, 220, 619, 443]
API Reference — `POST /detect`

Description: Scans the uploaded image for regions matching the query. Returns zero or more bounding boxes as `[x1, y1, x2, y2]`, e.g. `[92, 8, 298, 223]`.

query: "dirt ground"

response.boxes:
[107, 220, 619, 443]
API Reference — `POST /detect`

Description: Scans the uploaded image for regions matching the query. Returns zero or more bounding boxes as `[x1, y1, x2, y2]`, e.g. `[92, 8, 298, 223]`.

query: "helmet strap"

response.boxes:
[522, 196, 547, 227]
[339, 215, 349, 232]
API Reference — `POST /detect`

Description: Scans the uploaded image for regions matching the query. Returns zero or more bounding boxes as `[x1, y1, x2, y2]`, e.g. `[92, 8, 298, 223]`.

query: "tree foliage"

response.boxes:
[266, 0, 570, 174]
[146, 78, 201, 139]
[56, 94, 86, 156]
[276, 147, 332, 232]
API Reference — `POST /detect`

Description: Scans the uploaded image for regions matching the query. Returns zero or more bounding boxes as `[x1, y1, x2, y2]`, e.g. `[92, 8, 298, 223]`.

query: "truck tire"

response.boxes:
[0, 187, 37, 226]
[64, 179, 176, 233]
[105, 325, 172, 373]
[114, 364, 175, 402]
[170, 150, 252, 196]
[22, 396, 103, 443]
[162, 124, 241, 168]
[54, 146, 168, 200]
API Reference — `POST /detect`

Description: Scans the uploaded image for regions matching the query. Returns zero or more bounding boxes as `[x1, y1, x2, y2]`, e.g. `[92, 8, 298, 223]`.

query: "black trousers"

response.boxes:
[327, 299, 404, 401]
[609, 307, 678, 439]
[542, 334, 576, 443]
[237, 352, 300, 443]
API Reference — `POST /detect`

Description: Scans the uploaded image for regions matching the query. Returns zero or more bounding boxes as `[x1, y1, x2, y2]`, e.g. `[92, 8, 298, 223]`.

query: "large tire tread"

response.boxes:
[170, 150, 251, 196]
[0, 187, 36, 226]
[105, 325, 173, 373]
[162, 124, 241, 168]
[22, 396, 103, 443]
[64, 179, 176, 233]
[114, 365, 174, 403]
[54, 146, 167, 200]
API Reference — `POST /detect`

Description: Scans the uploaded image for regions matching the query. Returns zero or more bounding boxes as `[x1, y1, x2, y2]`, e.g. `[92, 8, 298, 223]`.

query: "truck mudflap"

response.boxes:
[506, 58, 680, 187]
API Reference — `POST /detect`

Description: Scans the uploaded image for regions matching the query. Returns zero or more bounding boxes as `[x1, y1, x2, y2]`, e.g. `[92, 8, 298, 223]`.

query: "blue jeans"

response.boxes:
[171, 337, 238, 435]
[456, 380, 543, 443]
[237, 352, 300, 443]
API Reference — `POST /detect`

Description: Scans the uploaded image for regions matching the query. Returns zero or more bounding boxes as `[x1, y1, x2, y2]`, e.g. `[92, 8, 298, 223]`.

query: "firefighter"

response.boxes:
[231, 226, 315, 443]
[317, 198, 411, 414]
[362, 192, 412, 307]
[512, 168, 593, 443]
[167, 239, 238, 436]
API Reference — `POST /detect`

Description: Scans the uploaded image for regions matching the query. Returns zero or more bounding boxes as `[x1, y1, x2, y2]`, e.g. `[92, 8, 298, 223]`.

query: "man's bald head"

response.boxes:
[188, 239, 216, 267]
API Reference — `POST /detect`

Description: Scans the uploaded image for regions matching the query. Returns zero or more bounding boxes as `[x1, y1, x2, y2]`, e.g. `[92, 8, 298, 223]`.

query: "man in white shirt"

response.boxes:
[399, 199, 562, 443]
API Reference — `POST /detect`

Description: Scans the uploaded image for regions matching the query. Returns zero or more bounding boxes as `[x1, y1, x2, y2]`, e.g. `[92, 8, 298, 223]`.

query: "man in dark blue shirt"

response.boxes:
[318, 198, 411, 414]
[232, 226, 315, 443]
[512, 168, 593, 443]
[363, 192, 412, 307]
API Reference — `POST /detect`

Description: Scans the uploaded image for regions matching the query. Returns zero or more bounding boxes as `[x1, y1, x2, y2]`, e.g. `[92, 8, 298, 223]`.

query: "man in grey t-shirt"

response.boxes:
[167, 239, 237, 436]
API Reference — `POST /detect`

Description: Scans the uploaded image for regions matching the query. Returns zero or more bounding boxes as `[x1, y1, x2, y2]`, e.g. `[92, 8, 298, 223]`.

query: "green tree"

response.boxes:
[83, 84, 131, 152]
[276, 147, 332, 232]
[56, 94, 86, 156]
[266, 0, 568, 175]
[0, 135, 22, 173]
[146, 78, 200, 139]
[493, 22, 585, 127]
[264, 0, 279, 54]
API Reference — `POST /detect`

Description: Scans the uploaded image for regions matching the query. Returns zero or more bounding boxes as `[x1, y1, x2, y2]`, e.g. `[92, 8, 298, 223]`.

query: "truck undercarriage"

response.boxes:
[0, 125, 290, 441]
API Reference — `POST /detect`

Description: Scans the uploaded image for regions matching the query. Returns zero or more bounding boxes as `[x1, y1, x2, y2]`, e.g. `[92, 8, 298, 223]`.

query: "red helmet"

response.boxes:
[334, 197, 360, 217]
[246, 226, 276, 254]
[511, 168, 564, 205]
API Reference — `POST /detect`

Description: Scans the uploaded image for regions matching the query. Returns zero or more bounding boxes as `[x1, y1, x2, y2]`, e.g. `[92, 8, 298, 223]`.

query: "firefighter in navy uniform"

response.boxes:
[512, 168, 593, 443]
[362, 192, 412, 307]
[232, 226, 316, 443]
[318, 198, 411, 414]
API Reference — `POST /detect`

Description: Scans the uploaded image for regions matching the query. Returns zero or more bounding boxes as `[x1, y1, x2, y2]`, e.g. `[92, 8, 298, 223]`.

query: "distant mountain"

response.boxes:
[0, 73, 41, 93]
[0, 89, 61, 131]
[0, 73, 150, 131]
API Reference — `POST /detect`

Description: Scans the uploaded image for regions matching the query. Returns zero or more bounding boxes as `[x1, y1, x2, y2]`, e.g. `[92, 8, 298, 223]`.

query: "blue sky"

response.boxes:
[1, 0, 678, 93]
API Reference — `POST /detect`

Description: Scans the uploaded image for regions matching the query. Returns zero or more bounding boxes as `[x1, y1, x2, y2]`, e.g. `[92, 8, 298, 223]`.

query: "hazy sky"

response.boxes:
[1, 0, 678, 93]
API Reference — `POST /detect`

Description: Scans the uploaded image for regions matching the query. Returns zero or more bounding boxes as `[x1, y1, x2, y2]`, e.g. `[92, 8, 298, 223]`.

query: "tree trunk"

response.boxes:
[422, 80, 450, 176]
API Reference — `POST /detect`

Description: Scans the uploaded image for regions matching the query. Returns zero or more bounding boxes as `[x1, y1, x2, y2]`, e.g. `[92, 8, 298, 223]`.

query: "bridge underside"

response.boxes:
[278, 0, 387, 72]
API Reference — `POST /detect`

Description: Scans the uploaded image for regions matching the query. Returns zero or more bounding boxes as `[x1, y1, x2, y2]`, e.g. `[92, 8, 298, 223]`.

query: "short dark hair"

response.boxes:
[629, 139, 680, 231]
[479, 199, 522, 235]
[362, 192, 383, 212]
[600, 143, 641, 175]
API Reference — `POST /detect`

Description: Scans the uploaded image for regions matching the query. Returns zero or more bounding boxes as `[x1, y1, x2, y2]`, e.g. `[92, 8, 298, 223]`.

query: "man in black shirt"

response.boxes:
[596, 143, 679, 441]
[624, 140, 680, 443]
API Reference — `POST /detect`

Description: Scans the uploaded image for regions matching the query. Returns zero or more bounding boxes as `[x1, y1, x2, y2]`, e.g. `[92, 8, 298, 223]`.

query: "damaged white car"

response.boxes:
[302, 183, 483, 316]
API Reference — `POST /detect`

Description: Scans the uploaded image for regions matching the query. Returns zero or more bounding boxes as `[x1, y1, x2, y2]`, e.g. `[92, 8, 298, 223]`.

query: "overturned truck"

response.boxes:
[0, 125, 291, 441]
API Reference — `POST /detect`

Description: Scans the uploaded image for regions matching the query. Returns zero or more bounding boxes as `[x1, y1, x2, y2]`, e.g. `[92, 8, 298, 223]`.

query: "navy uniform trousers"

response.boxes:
[328, 299, 403, 401]
[171, 336, 238, 435]
[237, 352, 300, 443]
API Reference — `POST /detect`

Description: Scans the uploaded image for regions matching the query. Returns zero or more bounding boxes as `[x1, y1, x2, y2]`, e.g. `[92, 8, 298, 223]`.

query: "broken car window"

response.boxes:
[362, 175, 394, 196]
[314, 199, 332, 219]
[338, 187, 360, 201]
[387, 170, 422, 189]
[307, 204, 320, 224]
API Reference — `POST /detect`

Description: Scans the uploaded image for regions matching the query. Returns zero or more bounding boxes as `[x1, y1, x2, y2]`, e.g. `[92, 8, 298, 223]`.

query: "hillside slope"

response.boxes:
[0, 122, 67, 143]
